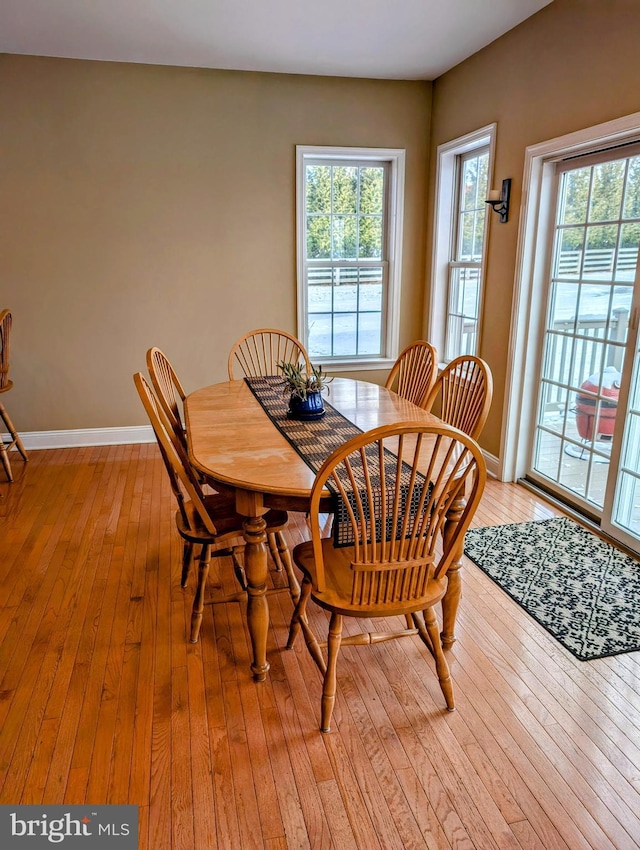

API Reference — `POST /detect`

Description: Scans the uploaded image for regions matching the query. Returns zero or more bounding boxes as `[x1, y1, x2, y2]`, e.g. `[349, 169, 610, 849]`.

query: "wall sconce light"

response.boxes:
[485, 178, 511, 223]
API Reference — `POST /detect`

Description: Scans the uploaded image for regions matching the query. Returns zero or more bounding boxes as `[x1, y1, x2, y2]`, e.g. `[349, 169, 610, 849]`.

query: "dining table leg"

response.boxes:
[237, 492, 270, 681]
[441, 492, 467, 650]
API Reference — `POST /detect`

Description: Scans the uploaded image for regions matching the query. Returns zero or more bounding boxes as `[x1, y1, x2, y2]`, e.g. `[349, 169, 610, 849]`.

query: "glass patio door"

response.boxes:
[528, 146, 640, 553]
[601, 279, 640, 551]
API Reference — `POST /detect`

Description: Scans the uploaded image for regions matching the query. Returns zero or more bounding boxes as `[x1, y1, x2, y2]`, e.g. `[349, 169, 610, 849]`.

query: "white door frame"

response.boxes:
[500, 110, 640, 482]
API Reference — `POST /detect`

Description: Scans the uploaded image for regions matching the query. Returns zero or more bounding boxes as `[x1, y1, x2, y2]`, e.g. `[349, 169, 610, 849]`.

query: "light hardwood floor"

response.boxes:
[1, 444, 639, 849]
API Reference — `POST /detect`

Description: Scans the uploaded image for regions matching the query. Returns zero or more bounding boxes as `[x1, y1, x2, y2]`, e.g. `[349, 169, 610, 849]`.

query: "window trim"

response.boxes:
[296, 145, 405, 370]
[427, 124, 496, 363]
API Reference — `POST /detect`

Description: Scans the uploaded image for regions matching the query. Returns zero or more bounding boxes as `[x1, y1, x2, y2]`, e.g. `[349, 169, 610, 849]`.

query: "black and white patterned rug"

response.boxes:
[463, 516, 640, 661]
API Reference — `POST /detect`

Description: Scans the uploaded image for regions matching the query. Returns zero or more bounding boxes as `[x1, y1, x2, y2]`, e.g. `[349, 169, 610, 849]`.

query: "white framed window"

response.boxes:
[296, 146, 405, 370]
[428, 125, 496, 363]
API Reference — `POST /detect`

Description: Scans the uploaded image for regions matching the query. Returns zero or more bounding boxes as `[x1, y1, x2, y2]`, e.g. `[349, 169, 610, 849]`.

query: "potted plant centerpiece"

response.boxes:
[277, 361, 333, 420]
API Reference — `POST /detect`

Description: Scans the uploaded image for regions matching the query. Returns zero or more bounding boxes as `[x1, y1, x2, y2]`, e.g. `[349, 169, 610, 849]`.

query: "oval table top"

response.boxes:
[184, 377, 441, 504]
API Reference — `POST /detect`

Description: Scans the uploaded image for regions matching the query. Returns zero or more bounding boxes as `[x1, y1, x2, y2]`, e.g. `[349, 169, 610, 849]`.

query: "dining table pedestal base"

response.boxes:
[244, 516, 270, 682]
[237, 496, 271, 681]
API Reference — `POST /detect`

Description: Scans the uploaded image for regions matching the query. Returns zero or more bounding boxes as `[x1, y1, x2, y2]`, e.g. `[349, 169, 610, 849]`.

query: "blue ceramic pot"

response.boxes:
[288, 390, 325, 420]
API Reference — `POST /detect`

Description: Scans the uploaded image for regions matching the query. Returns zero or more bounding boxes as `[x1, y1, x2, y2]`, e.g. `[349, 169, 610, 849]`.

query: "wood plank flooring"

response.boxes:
[1, 444, 639, 848]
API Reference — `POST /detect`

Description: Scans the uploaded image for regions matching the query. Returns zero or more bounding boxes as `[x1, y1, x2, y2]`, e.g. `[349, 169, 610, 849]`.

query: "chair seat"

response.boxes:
[293, 538, 449, 618]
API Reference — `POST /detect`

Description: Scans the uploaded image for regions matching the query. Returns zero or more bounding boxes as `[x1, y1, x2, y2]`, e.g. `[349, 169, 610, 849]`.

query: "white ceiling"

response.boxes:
[0, 0, 552, 81]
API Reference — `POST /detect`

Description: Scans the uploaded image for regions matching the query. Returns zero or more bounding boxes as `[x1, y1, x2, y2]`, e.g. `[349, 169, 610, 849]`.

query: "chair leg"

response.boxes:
[0, 441, 12, 482]
[267, 532, 283, 572]
[0, 402, 28, 483]
[287, 575, 312, 649]
[231, 545, 248, 590]
[275, 530, 300, 603]
[423, 606, 455, 711]
[190, 543, 211, 643]
[0, 402, 28, 458]
[181, 541, 194, 588]
[320, 612, 343, 733]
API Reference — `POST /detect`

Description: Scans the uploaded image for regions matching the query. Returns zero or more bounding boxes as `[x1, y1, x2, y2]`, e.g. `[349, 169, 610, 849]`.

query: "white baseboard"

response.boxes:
[4, 428, 503, 478]
[2, 425, 155, 450]
[482, 450, 500, 479]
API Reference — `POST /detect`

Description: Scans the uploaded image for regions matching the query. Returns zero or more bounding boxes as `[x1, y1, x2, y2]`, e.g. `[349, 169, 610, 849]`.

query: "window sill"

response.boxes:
[315, 358, 395, 373]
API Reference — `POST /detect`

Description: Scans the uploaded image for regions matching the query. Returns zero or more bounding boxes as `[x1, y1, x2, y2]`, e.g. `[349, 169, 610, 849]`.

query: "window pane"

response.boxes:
[459, 211, 478, 259]
[308, 281, 332, 314]
[559, 167, 590, 225]
[360, 167, 384, 214]
[445, 266, 480, 360]
[533, 430, 562, 482]
[359, 277, 382, 312]
[622, 413, 640, 473]
[332, 216, 357, 259]
[306, 165, 331, 214]
[538, 381, 569, 433]
[618, 225, 640, 280]
[589, 161, 625, 222]
[359, 216, 382, 259]
[473, 211, 486, 258]
[549, 281, 579, 326]
[333, 166, 357, 214]
[333, 313, 357, 356]
[334, 284, 357, 312]
[307, 216, 330, 259]
[358, 311, 382, 356]
[336, 266, 359, 287]
[308, 313, 333, 357]
[461, 155, 486, 212]
[585, 225, 618, 277]
[542, 332, 573, 384]
[555, 227, 585, 278]
[622, 156, 640, 219]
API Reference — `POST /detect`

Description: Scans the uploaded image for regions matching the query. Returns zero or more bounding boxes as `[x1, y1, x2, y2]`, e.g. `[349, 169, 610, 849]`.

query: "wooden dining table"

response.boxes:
[184, 376, 468, 681]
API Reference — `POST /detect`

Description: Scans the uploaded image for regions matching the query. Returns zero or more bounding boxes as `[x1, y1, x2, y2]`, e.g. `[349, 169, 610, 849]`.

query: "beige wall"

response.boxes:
[427, 0, 640, 458]
[6, 0, 638, 447]
[0, 55, 431, 431]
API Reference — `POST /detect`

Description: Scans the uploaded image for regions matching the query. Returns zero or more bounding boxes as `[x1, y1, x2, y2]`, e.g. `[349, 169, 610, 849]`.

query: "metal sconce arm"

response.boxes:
[485, 178, 511, 223]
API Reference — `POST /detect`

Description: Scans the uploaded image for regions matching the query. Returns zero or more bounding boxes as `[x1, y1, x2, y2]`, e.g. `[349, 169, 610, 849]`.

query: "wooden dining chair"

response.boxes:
[147, 346, 296, 584]
[146, 346, 188, 447]
[0, 309, 28, 482]
[424, 355, 493, 440]
[287, 421, 486, 732]
[385, 340, 438, 408]
[228, 328, 311, 380]
[134, 372, 298, 642]
[423, 355, 492, 649]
